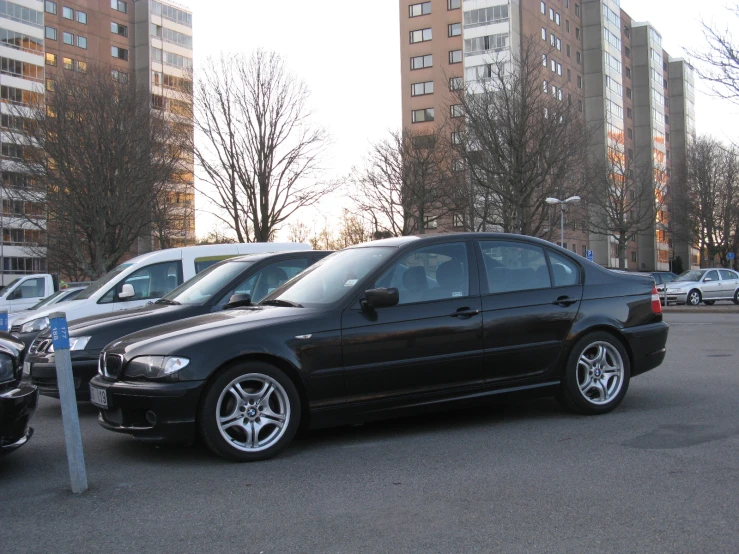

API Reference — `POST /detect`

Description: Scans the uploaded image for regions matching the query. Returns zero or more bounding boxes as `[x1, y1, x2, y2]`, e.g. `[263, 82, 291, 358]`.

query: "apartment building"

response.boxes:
[399, 0, 697, 270]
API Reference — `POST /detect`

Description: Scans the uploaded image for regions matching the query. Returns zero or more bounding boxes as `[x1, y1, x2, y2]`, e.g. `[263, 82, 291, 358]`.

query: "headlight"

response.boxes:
[668, 288, 683, 293]
[48, 336, 91, 353]
[124, 356, 190, 379]
[20, 317, 50, 334]
[0, 354, 14, 385]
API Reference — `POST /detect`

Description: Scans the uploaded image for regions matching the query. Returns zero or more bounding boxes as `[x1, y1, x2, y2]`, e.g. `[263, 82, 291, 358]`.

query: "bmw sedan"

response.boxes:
[25, 251, 330, 399]
[664, 268, 739, 306]
[89, 234, 669, 462]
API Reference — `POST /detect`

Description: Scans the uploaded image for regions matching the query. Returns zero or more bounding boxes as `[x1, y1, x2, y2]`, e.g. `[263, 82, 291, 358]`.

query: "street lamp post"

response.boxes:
[546, 196, 581, 248]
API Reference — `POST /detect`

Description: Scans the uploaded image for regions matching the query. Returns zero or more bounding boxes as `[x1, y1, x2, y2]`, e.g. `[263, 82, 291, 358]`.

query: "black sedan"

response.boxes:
[89, 234, 668, 462]
[0, 333, 38, 454]
[25, 250, 330, 400]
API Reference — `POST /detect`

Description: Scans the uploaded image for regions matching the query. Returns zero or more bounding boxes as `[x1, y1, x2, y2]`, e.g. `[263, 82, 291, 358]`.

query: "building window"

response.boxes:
[409, 2, 431, 17]
[542, 54, 547, 66]
[556, 13, 561, 26]
[626, 87, 632, 99]
[111, 69, 128, 83]
[77, 36, 87, 49]
[542, 27, 546, 41]
[631, 252, 637, 263]
[575, 4, 580, 16]
[62, 57, 73, 70]
[576, 51, 581, 64]
[449, 76, 463, 90]
[448, 0, 460, 9]
[77, 10, 86, 23]
[412, 108, 434, 123]
[45, 1, 57, 14]
[450, 104, 464, 118]
[628, 128, 633, 139]
[453, 213, 464, 228]
[550, 8, 554, 20]
[76, 60, 86, 72]
[410, 28, 432, 43]
[45, 78, 55, 91]
[411, 54, 432, 69]
[566, 44, 571, 57]
[111, 46, 128, 60]
[111, 0, 127, 13]
[556, 38, 562, 50]
[411, 81, 434, 96]
[449, 49, 462, 64]
[566, 20, 570, 33]
[541, 2, 546, 15]
[45, 26, 57, 40]
[625, 67, 631, 79]
[63, 32, 73, 45]
[62, 6, 73, 19]
[578, 100, 583, 113]
[557, 63, 562, 76]
[627, 107, 632, 119]
[424, 216, 438, 230]
[111, 22, 128, 37]
[577, 75, 582, 88]
[567, 68, 571, 81]
[451, 132, 463, 145]
[45, 53, 57, 66]
[448, 23, 461, 37]
[576, 27, 580, 40]
[625, 46, 631, 58]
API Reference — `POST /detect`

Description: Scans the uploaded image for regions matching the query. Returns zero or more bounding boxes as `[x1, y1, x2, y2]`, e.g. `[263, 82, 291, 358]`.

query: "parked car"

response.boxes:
[88, 233, 668, 462]
[10, 242, 311, 352]
[665, 268, 739, 306]
[650, 272, 678, 306]
[0, 274, 60, 314]
[0, 333, 38, 454]
[24, 251, 330, 400]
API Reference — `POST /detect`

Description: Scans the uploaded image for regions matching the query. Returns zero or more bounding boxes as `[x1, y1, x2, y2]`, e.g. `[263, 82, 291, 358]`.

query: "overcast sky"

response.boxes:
[183, 0, 739, 240]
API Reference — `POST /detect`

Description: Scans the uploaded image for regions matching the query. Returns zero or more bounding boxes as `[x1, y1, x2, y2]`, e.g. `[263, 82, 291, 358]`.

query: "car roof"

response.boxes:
[350, 232, 580, 251]
[227, 250, 332, 263]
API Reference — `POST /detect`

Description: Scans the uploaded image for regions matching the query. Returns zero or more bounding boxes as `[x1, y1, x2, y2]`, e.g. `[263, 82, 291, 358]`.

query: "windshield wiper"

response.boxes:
[155, 298, 181, 305]
[260, 299, 303, 308]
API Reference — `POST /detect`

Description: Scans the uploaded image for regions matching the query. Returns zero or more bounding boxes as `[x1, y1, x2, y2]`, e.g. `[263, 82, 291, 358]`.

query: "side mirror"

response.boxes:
[225, 293, 252, 309]
[362, 288, 399, 310]
[119, 283, 135, 299]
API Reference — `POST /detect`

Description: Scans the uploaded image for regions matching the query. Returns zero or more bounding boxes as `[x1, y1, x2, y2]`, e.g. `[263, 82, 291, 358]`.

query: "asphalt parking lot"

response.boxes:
[2, 312, 738, 553]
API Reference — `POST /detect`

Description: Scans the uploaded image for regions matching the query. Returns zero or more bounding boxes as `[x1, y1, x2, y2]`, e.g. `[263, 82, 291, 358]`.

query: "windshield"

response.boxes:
[29, 290, 66, 310]
[676, 270, 706, 282]
[0, 277, 21, 296]
[162, 260, 252, 305]
[74, 264, 133, 300]
[262, 247, 395, 307]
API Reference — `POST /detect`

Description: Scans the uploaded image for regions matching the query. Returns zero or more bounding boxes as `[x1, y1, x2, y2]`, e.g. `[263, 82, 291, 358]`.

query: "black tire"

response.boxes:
[557, 331, 631, 415]
[703, 300, 715, 306]
[733, 289, 739, 305]
[199, 361, 301, 462]
[687, 289, 702, 306]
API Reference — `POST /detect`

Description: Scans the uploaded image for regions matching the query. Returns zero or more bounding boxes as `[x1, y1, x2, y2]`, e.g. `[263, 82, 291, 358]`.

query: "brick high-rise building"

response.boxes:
[399, 0, 697, 270]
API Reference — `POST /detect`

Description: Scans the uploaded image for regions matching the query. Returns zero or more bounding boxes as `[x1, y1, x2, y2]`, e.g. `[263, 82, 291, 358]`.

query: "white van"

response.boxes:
[11, 243, 310, 335]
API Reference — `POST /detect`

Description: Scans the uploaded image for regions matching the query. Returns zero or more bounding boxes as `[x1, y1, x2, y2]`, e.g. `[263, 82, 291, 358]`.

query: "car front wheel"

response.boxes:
[558, 332, 630, 415]
[734, 289, 739, 305]
[199, 362, 301, 462]
[687, 289, 702, 306]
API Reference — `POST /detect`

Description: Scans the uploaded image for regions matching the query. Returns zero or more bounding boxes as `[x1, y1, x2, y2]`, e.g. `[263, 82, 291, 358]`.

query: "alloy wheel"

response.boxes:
[688, 290, 701, 306]
[215, 373, 291, 453]
[576, 341, 625, 405]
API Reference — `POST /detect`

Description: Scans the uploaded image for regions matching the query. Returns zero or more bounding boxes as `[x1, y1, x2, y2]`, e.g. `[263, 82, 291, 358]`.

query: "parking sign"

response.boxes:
[728, 252, 736, 260]
[586, 250, 594, 262]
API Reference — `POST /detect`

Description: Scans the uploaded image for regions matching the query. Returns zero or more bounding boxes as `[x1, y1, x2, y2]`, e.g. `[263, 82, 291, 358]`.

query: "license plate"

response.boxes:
[89, 385, 109, 409]
[23, 362, 31, 375]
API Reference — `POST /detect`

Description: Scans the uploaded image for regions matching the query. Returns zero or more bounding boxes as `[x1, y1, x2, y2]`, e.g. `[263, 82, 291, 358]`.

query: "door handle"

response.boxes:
[554, 296, 578, 307]
[450, 307, 480, 318]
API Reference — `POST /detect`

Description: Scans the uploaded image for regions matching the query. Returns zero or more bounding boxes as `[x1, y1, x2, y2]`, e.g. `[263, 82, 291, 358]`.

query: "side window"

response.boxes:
[719, 270, 737, 281]
[479, 241, 551, 293]
[549, 251, 580, 287]
[704, 270, 719, 282]
[373, 242, 469, 305]
[225, 258, 311, 305]
[18, 278, 45, 298]
[102, 261, 184, 303]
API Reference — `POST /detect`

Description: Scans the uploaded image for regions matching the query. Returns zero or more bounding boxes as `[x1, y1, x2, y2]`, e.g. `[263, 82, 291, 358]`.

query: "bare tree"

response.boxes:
[287, 221, 311, 244]
[350, 126, 459, 237]
[197, 228, 237, 245]
[688, 4, 739, 103]
[583, 136, 665, 269]
[450, 35, 590, 237]
[194, 51, 337, 243]
[5, 65, 186, 278]
[674, 136, 739, 268]
[306, 210, 372, 251]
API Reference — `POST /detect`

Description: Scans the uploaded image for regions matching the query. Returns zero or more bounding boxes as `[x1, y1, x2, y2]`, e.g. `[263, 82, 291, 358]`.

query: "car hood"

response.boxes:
[105, 306, 317, 357]
[66, 303, 177, 332]
[11, 299, 88, 326]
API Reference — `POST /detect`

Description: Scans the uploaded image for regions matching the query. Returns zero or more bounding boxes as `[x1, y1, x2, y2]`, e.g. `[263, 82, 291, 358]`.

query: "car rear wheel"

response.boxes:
[199, 362, 300, 462]
[733, 290, 739, 305]
[558, 332, 630, 415]
[687, 289, 702, 306]
[703, 300, 715, 306]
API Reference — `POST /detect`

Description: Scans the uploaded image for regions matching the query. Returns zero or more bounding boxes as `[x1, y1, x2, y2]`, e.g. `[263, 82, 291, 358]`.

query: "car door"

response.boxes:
[477, 240, 583, 383]
[341, 241, 483, 402]
[701, 269, 721, 299]
[719, 270, 739, 299]
[98, 261, 184, 311]
[7, 277, 47, 311]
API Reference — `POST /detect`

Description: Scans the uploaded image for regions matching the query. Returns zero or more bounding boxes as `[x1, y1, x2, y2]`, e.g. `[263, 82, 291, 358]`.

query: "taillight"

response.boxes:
[651, 285, 662, 314]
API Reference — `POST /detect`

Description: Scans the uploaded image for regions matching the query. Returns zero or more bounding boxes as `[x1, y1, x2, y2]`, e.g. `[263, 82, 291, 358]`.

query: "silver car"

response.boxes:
[665, 268, 739, 306]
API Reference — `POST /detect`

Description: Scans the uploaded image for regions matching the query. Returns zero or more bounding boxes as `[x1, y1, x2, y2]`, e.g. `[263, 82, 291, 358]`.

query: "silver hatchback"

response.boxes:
[665, 268, 739, 306]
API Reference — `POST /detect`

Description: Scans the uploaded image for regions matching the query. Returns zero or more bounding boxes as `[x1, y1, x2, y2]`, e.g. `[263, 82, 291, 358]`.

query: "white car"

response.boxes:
[665, 268, 739, 306]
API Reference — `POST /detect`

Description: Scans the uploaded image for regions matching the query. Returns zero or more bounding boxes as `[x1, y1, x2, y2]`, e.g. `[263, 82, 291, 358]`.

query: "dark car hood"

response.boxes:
[106, 306, 318, 357]
[68, 303, 176, 330]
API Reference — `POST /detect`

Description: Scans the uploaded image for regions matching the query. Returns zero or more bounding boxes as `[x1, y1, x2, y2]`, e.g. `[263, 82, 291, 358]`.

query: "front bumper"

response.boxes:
[665, 291, 688, 304]
[0, 382, 39, 454]
[25, 352, 99, 400]
[622, 321, 669, 377]
[89, 375, 206, 444]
